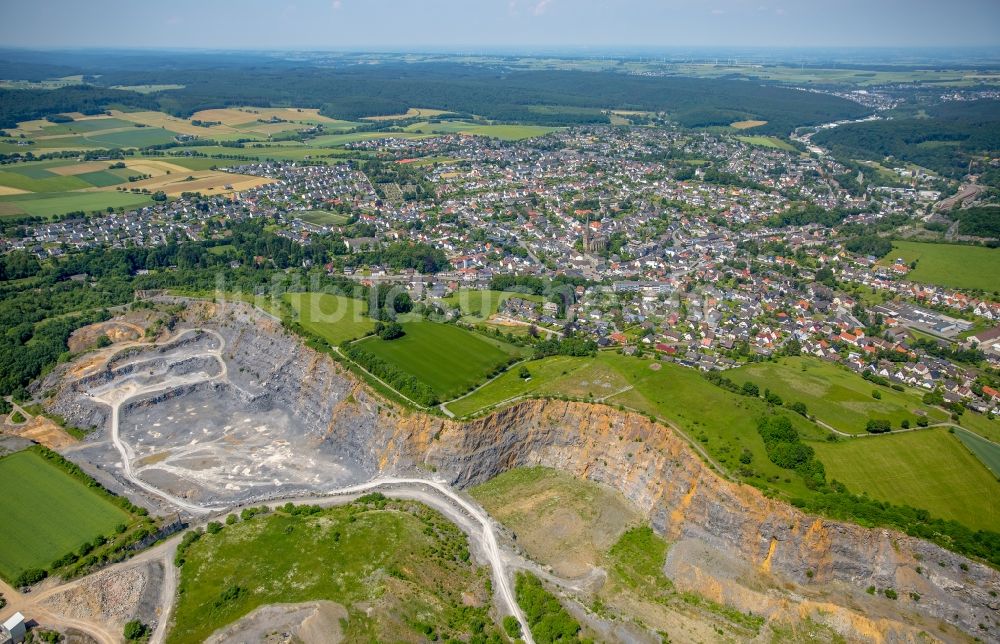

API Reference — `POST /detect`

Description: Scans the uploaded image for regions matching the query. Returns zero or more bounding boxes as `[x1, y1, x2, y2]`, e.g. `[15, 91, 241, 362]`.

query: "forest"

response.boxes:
[813, 100, 1000, 180]
[0, 55, 868, 133]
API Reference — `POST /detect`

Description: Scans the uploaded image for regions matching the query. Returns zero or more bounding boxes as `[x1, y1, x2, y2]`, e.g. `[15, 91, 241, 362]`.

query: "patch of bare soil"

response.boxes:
[5, 415, 77, 449]
[205, 601, 346, 644]
[68, 321, 143, 353]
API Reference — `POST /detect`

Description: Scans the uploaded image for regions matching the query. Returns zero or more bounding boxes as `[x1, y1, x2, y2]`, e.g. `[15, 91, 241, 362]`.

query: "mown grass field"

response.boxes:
[355, 321, 523, 401]
[440, 289, 545, 321]
[285, 292, 373, 345]
[444, 355, 590, 417]
[294, 210, 350, 227]
[955, 428, 1000, 477]
[728, 357, 947, 433]
[0, 449, 130, 582]
[403, 120, 558, 140]
[0, 190, 153, 218]
[812, 429, 999, 531]
[168, 500, 498, 644]
[880, 241, 1000, 292]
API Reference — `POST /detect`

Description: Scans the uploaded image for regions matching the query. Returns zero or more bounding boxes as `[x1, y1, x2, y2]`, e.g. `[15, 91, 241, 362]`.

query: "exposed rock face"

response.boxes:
[41, 300, 1000, 642]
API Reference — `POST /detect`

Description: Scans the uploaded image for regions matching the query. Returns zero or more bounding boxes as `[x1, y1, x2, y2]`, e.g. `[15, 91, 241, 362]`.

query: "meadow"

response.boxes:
[736, 135, 797, 151]
[354, 320, 523, 401]
[728, 357, 947, 434]
[403, 120, 558, 140]
[168, 500, 498, 644]
[440, 288, 546, 322]
[294, 210, 350, 227]
[954, 428, 1000, 477]
[0, 449, 130, 582]
[285, 292, 373, 345]
[880, 241, 1000, 292]
[812, 429, 999, 531]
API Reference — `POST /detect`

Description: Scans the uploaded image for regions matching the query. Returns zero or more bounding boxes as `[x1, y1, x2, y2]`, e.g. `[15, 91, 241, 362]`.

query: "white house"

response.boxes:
[1, 612, 26, 644]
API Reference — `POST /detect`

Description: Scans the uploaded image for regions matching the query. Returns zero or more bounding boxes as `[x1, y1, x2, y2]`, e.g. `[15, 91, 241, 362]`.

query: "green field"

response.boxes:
[955, 428, 1000, 477]
[728, 357, 947, 434]
[285, 292, 373, 345]
[403, 120, 558, 141]
[445, 355, 590, 417]
[168, 500, 500, 644]
[0, 450, 130, 582]
[880, 241, 1000, 292]
[735, 135, 797, 151]
[440, 289, 546, 322]
[355, 320, 523, 401]
[0, 190, 153, 218]
[84, 127, 177, 148]
[295, 210, 350, 227]
[812, 429, 999, 531]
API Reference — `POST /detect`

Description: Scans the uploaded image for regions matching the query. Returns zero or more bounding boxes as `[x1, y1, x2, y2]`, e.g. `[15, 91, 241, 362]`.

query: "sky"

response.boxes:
[2, 0, 1000, 51]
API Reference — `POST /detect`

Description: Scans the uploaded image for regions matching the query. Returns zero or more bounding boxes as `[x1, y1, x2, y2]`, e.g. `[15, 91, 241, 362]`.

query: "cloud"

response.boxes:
[532, 0, 553, 15]
[332, 0, 342, 9]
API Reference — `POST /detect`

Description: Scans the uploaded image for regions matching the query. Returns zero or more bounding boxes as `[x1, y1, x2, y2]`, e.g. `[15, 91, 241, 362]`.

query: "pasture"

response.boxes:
[812, 429, 999, 531]
[879, 241, 1000, 292]
[728, 357, 947, 434]
[403, 120, 558, 140]
[444, 355, 590, 417]
[0, 449, 130, 582]
[0, 191, 153, 218]
[355, 321, 523, 401]
[285, 292, 373, 345]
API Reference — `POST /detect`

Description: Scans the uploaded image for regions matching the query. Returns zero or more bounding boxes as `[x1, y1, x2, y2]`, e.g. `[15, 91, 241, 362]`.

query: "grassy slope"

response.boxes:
[728, 356, 948, 433]
[880, 241, 1000, 292]
[355, 321, 522, 400]
[445, 355, 590, 417]
[285, 292, 373, 345]
[812, 429, 999, 531]
[0, 450, 129, 581]
[168, 501, 497, 644]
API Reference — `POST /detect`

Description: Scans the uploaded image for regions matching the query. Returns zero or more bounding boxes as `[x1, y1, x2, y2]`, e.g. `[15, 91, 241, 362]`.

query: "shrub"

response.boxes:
[14, 568, 47, 588]
[206, 521, 223, 534]
[883, 588, 898, 600]
[123, 619, 150, 642]
[865, 419, 891, 434]
[502, 615, 522, 638]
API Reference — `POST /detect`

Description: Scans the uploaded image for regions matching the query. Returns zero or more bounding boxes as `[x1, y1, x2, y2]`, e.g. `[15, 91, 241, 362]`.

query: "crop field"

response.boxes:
[109, 84, 186, 93]
[294, 210, 350, 227]
[731, 120, 768, 129]
[364, 107, 455, 121]
[440, 289, 545, 321]
[355, 320, 523, 401]
[285, 292, 373, 345]
[0, 190, 153, 218]
[736, 135, 797, 151]
[812, 429, 999, 531]
[0, 449, 130, 582]
[955, 428, 1000, 477]
[125, 170, 273, 197]
[403, 120, 559, 140]
[168, 500, 498, 644]
[879, 241, 1000, 292]
[728, 357, 947, 434]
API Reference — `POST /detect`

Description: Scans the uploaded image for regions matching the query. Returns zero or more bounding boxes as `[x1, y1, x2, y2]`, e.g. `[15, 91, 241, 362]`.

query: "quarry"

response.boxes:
[12, 297, 1000, 643]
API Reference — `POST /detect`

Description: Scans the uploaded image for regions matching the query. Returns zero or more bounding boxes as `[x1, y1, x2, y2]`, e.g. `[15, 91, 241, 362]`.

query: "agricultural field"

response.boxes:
[812, 429, 999, 531]
[109, 84, 186, 93]
[0, 156, 270, 217]
[879, 241, 1000, 292]
[285, 292, 373, 345]
[731, 120, 768, 129]
[440, 289, 545, 322]
[736, 135, 797, 151]
[0, 449, 130, 582]
[955, 428, 1000, 477]
[728, 357, 948, 434]
[363, 107, 455, 121]
[403, 120, 559, 140]
[168, 499, 500, 644]
[354, 320, 524, 401]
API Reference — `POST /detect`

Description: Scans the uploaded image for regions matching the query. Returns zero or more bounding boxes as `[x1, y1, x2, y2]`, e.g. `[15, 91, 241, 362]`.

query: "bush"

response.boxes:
[741, 381, 760, 398]
[865, 419, 891, 434]
[515, 572, 581, 643]
[123, 619, 150, 642]
[502, 615, 522, 638]
[14, 568, 47, 587]
[206, 521, 223, 534]
[871, 390, 881, 400]
[374, 320, 405, 340]
[788, 401, 808, 417]
[883, 588, 898, 600]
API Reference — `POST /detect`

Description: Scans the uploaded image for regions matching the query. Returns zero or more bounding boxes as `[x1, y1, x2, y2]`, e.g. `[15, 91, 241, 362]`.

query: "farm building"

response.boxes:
[0, 612, 26, 644]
